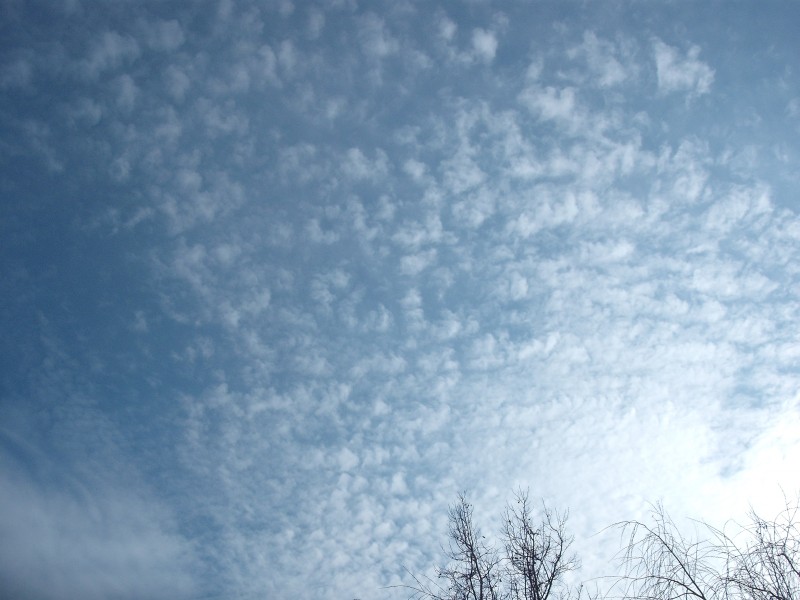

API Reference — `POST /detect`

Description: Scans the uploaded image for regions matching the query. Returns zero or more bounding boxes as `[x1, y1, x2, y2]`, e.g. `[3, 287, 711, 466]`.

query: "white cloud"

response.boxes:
[306, 218, 340, 244]
[277, 39, 299, 77]
[519, 85, 580, 126]
[403, 158, 427, 181]
[400, 248, 437, 275]
[439, 15, 457, 42]
[570, 31, 631, 87]
[80, 31, 140, 79]
[338, 447, 360, 471]
[142, 18, 185, 51]
[20, 119, 64, 172]
[66, 96, 104, 127]
[392, 214, 443, 249]
[359, 13, 399, 59]
[341, 147, 389, 181]
[0, 56, 33, 90]
[472, 28, 498, 63]
[653, 38, 714, 96]
[113, 73, 138, 111]
[442, 149, 486, 194]
[0, 428, 196, 600]
[5, 5, 800, 600]
[161, 65, 190, 102]
[307, 9, 325, 39]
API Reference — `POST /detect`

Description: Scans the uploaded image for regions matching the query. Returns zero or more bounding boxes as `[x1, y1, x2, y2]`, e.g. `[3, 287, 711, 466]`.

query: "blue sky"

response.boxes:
[2, 1, 800, 598]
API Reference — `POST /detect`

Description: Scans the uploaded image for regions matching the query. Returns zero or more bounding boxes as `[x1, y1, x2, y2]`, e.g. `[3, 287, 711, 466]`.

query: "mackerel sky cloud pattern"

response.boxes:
[1, 2, 800, 599]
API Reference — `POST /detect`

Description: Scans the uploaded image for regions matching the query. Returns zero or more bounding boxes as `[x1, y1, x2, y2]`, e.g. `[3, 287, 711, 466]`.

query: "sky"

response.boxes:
[1, 1, 800, 599]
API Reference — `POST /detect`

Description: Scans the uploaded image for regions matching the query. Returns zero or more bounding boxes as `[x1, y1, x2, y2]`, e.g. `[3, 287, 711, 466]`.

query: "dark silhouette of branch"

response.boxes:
[609, 496, 800, 600]
[503, 489, 580, 600]
[401, 490, 580, 600]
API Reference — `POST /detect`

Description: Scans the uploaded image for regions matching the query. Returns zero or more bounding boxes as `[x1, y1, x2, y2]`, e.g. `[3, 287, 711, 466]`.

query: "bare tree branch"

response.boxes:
[402, 490, 580, 600]
[502, 489, 580, 600]
[400, 491, 800, 600]
[609, 496, 800, 600]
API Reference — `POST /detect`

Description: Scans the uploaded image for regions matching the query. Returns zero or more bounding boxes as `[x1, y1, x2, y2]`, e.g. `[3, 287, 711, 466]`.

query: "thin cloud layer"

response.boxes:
[1, 2, 800, 599]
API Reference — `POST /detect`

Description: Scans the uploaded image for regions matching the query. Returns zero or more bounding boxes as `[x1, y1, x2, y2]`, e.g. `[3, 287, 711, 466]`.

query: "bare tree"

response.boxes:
[722, 500, 800, 600]
[398, 491, 799, 600]
[611, 503, 726, 600]
[400, 491, 580, 600]
[503, 490, 580, 600]
[439, 493, 505, 600]
[610, 496, 800, 600]
[400, 493, 503, 600]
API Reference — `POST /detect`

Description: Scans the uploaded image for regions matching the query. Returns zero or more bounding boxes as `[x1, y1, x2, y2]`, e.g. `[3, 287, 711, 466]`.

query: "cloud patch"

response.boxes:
[654, 37, 714, 96]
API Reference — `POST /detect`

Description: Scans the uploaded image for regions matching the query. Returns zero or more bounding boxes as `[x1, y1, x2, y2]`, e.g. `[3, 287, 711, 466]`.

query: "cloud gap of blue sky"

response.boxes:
[2, 1, 800, 599]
